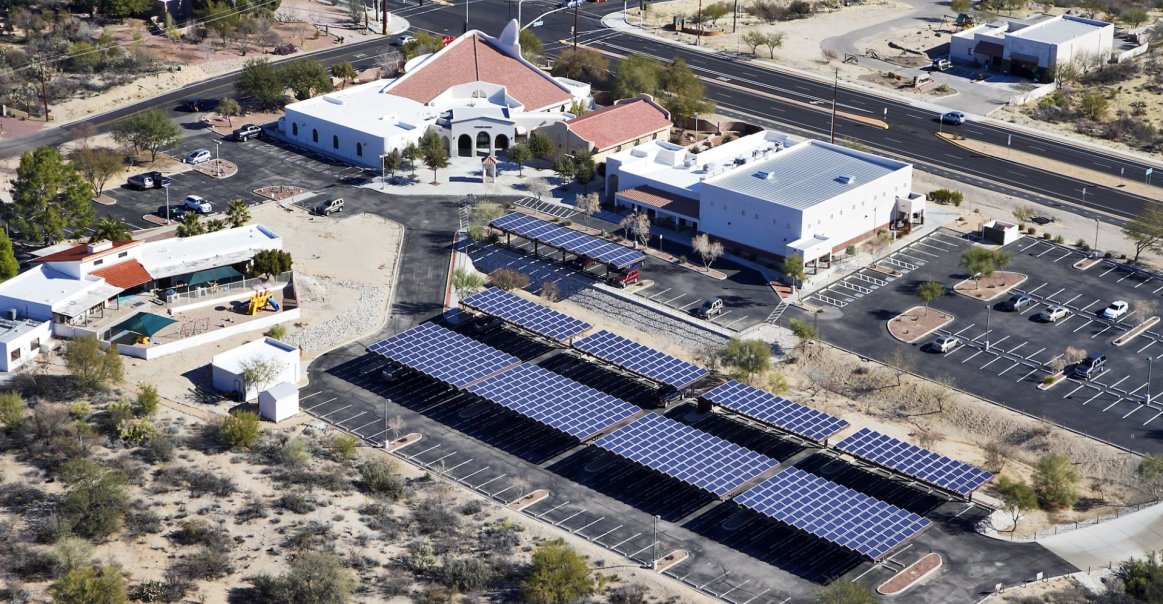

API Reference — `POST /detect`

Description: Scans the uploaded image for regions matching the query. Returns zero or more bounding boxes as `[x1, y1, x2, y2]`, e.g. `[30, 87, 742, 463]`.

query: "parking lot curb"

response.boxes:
[1113, 316, 1160, 347]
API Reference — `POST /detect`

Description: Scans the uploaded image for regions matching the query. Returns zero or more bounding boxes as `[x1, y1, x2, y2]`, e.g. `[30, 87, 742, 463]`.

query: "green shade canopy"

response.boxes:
[185, 266, 244, 287]
[110, 312, 177, 337]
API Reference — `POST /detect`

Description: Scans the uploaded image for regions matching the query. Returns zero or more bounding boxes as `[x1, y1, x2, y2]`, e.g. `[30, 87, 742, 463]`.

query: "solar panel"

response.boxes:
[467, 363, 640, 440]
[593, 414, 778, 496]
[701, 380, 849, 442]
[462, 288, 591, 341]
[573, 330, 708, 389]
[835, 428, 993, 498]
[736, 468, 932, 560]
[368, 322, 520, 388]
[491, 212, 646, 269]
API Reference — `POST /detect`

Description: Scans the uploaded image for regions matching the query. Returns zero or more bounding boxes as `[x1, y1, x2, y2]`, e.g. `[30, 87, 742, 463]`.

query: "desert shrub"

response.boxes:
[50, 564, 127, 604]
[265, 324, 287, 340]
[48, 537, 94, 577]
[236, 497, 268, 523]
[247, 551, 355, 604]
[412, 496, 461, 536]
[928, 189, 963, 207]
[0, 391, 26, 431]
[609, 584, 650, 604]
[118, 418, 157, 445]
[278, 490, 317, 514]
[286, 521, 334, 551]
[522, 540, 594, 604]
[359, 501, 399, 534]
[10, 543, 56, 581]
[124, 506, 162, 536]
[331, 434, 359, 460]
[0, 482, 50, 510]
[170, 547, 233, 581]
[359, 458, 406, 500]
[480, 520, 522, 555]
[1080, 61, 1139, 85]
[459, 499, 484, 516]
[435, 556, 494, 591]
[278, 437, 312, 468]
[169, 519, 229, 549]
[218, 410, 261, 450]
[141, 433, 175, 463]
[68, 402, 91, 420]
[58, 461, 130, 542]
[135, 385, 160, 416]
[183, 469, 237, 497]
[489, 268, 531, 291]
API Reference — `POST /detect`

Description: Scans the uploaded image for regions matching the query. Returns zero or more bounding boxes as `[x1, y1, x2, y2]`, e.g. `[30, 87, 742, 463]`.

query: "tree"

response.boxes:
[782, 253, 806, 291]
[959, 247, 1010, 287]
[64, 335, 123, 392]
[742, 31, 766, 55]
[619, 212, 651, 246]
[217, 96, 241, 126]
[720, 338, 771, 381]
[136, 384, 160, 416]
[176, 212, 205, 238]
[8, 146, 95, 244]
[549, 47, 610, 86]
[251, 249, 293, 278]
[490, 268, 531, 291]
[613, 53, 660, 100]
[528, 177, 552, 201]
[345, 0, 365, 25]
[70, 147, 122, 198]
[1122, 205, 1163, 263]
[331, 61, 358, 88]
[1079, 91, 1109, 120]
[382, 149, 402, 177]
[1121, 6, 1149, 27]
[227, 198, 251, 228]
[282, 58, 333, 101]
[519, 29, 543, 64]
[995, 475, 1038, 531]
[949, 0, 971, 13]
[927, 188, 963, 206]
[691, 233, 724, 267]
[201, 0, 239, 47]
[50, 564, 128, 604]
[703, 1, 730, 26]
[402, 143, 420, 176]
[552, 155, 575, 182]
[60, 460, 131, 542]
[1033, 452, 1082, 510]
[470, 202, 506, 227]
[813, 580, 876, 604]
[522, 540, 593, 604]
[110, 109, 180, 163]
[576, 192, 601, 228]
[240, 356, 281, 397]
[237, 58, 286, 109]
[572, 151, 596, 192]
[1137, 453, 1163, 500]
[1119, 552, 1163, 601]
[1011, 206, 1035, 223]
[0, 231, 15, 282]
[508, 144, 532, 176]
[250, 550, 355, 604]
[89, 218, 131, 243]
[99, 0, 152, 18]
[789, 317, 817, 340]
[219, 410, 262, 449]
[761, 32, 786, 59]
[453, 267, 485, 298]
[421, 135, 450, 184]
[915, 280, 945, 314]
[0, 391, 24, 431]
[528, 131, 554, 167]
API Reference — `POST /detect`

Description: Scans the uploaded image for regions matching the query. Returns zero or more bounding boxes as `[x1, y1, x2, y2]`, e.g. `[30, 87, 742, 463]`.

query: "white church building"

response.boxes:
[279, 21, 590, 168]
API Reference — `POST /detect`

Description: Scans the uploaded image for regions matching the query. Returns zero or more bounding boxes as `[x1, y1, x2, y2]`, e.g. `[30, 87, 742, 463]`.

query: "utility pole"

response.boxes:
[382, 0, 388, 34]
[696, 0, 703, 45]
[732, 0, 738, 32]
[34, 64, 51, 122]
[652, 515, 659, 570]
[572, 1, 579, 50]
[464, 0, 470, 33]
[829, 69, 838, 144]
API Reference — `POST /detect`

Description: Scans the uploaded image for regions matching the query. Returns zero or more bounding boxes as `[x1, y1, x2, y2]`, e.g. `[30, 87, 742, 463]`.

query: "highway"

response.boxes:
[4, 0, 1160, 223]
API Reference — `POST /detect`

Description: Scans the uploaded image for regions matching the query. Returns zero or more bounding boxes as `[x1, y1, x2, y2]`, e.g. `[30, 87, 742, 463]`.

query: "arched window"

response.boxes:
[332, 135, 339, 149]
[292, 123, 299, 136]
[356, 142, 363, 157]
[312, 129, 318, 143]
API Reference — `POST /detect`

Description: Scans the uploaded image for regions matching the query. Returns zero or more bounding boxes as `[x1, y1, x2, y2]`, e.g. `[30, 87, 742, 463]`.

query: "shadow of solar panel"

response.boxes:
[490, 212, 645, 269]
[462, 288, 591, 341]
[835, 428, 993, 498]
[736, 467, 932, 560]
[368, 322, 520, 388]
[574, 330, 708, 389]
[593, 414, 778, 497]
[701, 380, 849, 442]
[467, 363, 640, 440]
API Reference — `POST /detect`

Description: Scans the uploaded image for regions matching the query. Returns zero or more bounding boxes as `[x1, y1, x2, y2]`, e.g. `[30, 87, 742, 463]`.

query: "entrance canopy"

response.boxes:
[110, 312, 177, 337]
[788, 234, 833, 262]
[185, 266, 245, 287]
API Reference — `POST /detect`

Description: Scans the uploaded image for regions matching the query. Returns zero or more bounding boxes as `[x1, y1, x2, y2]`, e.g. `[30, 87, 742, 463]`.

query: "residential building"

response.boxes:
[535, 95, 673, 163]
[950, 15, 1114, 81]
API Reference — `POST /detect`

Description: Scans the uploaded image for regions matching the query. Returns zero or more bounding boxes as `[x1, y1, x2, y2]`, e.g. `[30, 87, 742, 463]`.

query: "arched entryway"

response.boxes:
[457, 134, 473, 157]
[476, 131, 491, 155]
[494, 134, 510, 151]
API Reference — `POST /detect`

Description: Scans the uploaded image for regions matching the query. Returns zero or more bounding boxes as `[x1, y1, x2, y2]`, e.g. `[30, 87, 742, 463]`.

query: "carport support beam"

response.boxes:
[984, 304, 991, 352]
[1149, 357, 1154, 406]
[652, 514, 658, 570]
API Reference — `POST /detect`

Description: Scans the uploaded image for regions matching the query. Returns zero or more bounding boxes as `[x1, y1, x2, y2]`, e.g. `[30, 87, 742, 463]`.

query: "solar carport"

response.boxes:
[490, 212, 645, 272]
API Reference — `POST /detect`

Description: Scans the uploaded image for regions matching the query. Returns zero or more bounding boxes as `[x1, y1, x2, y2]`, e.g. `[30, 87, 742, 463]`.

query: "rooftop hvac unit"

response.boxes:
[734, 157, 746, 166]
[838, 174, 856, 184]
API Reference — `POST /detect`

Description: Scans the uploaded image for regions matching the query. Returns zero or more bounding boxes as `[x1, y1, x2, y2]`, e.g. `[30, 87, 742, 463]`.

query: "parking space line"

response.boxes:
[981, 356, 1002, 369]
[648, 288, 671, 300]
[1018, 366, 1041, 382]
[1091, 324, 1112, 339]
[1136, 277, 1153, 289]
[1072, 319, 1093, 333]
[302, 396, 337, 411]
[1026, 283, 1047, 296]
[1082, 391, 1105, 406]
[1017, 240, 1040, 252]
[1103, 398, 1123, 412]
[1124, 405, 1143, 419]
[1100, 265, 1119, 277]
[989, 335, 1010, 348]
[1131, 382, 1149, 396]
[1108, 376, 1130, 392]
[913, 241, 947, 253]
[1036, 247, 1055, 257]
[1153, 283, 1163, 294]
[1063, 383, 1086, 398]
[1056, 314, 1076, 326]
[1025, 347, 1046, 360]
[1144, 410, 1163, 425]
[1117, 271, 1136, 283]
[1044, 287, 1065, 300]
[961, 350, 983, 364]
[997, 361, 1020, 376]
[1140, 340, 1156, 354]
[1008, 342, 1026, 355]
[1054, 251, 1074, 262]
[953, 323, 976, 336]
[318, 403, 353, 419]
[1080, 298, 1103, 312]
[906, 246, 939, 257]
[664, 293, 689, 305]
[1060, 293, 1082, 307]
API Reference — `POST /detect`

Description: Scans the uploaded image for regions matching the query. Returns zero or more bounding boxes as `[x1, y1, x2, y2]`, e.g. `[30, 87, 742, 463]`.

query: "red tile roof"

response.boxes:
[566, 98, 672, 152]
[91, 260, 153, 289]
[616, 186, 700, 219]
[388, 34, 572, 111]
[35, 240, 140, 263]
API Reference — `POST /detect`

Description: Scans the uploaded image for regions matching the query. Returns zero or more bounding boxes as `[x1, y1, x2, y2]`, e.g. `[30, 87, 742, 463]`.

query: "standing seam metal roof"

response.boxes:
[1008, 16, 1106, 45]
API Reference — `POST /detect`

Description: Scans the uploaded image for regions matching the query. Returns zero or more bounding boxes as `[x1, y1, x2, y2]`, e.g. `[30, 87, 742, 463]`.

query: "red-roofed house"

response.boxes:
[280, 21, 590, 168]
[536, 95, 673, 162]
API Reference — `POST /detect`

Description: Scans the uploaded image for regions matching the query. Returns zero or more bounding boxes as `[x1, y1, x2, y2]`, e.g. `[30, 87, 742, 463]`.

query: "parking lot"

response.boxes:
[800, 229, 1163, 453]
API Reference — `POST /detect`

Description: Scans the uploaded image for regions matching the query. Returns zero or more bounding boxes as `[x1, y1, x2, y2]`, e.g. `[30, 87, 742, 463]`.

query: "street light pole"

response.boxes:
[652, 514, 659, 570]
[163, 182, 171, 224]
[1149, 357, 1154, 406]
[464, 0, 470, 33]
[1094, 217, 1100, 252]
[984, 304, 991, 352]
[829, 69, 838, 144]
[572, 0, 579, 50]
[213, 140, 222, 177]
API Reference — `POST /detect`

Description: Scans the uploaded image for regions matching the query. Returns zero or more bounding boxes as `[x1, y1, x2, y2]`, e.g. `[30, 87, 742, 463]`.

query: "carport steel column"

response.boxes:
[984, 304, 991, 352]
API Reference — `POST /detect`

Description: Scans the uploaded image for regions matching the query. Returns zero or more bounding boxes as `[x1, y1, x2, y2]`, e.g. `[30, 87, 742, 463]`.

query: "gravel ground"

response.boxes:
[564, 287, 730, 350]
[284, 277, 389, 353]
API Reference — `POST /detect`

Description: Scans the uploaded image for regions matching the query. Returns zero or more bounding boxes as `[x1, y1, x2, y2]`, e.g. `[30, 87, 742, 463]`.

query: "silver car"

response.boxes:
[185, 149, 211, 164]
[1040, 305, 1069, 322]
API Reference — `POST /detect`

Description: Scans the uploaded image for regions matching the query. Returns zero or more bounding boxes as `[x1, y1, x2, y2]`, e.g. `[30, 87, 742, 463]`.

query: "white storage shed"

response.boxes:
[258, 382, 299, 422]
[211, 337, 301, 401]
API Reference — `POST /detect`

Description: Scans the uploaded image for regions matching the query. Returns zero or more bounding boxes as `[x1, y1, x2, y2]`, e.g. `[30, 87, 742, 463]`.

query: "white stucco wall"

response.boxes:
[1050, 25, 1114, 68]
[0, 320, 51, 372]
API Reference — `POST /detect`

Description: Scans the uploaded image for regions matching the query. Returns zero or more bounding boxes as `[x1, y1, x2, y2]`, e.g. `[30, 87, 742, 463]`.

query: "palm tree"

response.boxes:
[90, 217, 131, 243]
[226, 198, 250, 228]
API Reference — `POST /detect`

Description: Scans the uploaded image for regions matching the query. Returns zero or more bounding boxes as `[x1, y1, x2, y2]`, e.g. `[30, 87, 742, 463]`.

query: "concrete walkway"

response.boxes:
[1037, 501, 1163, 571]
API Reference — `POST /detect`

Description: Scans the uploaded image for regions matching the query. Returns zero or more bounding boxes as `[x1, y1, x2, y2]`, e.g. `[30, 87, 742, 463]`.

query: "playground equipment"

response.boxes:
[248, 289, 281, 315]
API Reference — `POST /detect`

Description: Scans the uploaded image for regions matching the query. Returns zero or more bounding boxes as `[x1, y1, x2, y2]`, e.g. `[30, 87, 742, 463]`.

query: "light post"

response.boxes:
[464, 0, 470, 33]
[651, 514, 659, 570]
[1149, 357, 1154, 407]
[1094, 217, 1100, 253]
[984, 303, 991, 352]
[380, 153, 388, 190]
[657, 233, 663, 254]
[213, 140, 222, 177]
[162, 182, 171, 224]
[1080, 186, 1087, 207]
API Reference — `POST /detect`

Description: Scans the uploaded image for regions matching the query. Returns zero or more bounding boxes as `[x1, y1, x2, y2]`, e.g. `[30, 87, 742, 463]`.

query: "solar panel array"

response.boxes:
[368, 322, 520, 388]
[491, 212, 646, 269]
[836, 428, 993, 497]
[736, 468, 932, 560]
[574, 330, 708, 389]
[594, 414, 778, 496]
[467, 363, 640, 440]
[701, 381, 849, 442]
[462, 288, 591, 341]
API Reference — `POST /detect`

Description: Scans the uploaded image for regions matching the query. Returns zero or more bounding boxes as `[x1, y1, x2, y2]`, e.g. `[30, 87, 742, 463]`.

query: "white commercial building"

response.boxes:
[606, 131, 926, 263]
[280, 21, 589, 168]
[211, 337, 301, 401]
[950, 15, 1114, 82]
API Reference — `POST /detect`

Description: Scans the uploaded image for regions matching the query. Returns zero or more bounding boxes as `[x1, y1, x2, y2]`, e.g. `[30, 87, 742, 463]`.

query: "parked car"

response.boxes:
[184, 149, 212, 164]
[694, 298, 724, 319]
[571, 256, 597, 270]
[127, 171, 171, 190]
[177, 98, 215, 112]
[1071, 353, 1108, 380]
[394, 34, 415, 46]
[605, 268, 640, 288]
[381, 366, 406, 382]
[941, 111, 966, 125]
[156, 205, 185, 221]
[233, 124, 262, 141]
[931, 58, 951, 71]
[1001, 294, 1033, 312]
[1101, 300, 1129, 320]
[472, 316, 503, 334]
[183, 195, 212, 214]
[1040, 305, 1069, 322]
[314, 198, 344, 216]
[930, 336, 961, 353]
